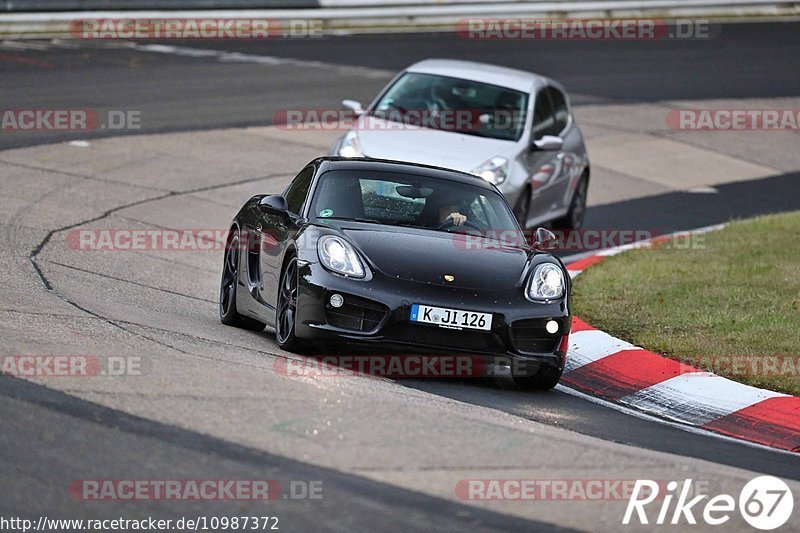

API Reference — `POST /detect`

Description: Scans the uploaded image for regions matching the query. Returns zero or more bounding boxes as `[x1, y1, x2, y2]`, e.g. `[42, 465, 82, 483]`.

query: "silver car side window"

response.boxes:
[547, 87, 570, 135]
[532, 90, 556, 141]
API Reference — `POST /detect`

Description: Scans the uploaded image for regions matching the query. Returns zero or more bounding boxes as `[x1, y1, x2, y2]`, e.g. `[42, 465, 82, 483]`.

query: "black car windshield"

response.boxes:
[370, 73, 528, 142]
[310, 170, 525, 243]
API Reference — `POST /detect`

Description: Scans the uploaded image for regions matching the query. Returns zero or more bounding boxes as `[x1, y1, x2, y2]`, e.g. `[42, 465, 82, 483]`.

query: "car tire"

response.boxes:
[275, 256, 304, 353]
[513, 186, 531, 229]
[552, 173, 588, 230]
[513, 364, 563, 391]
[220, 229, 267, 331]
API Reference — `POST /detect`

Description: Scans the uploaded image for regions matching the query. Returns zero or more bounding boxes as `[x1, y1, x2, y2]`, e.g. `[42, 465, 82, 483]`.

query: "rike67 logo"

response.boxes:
[624, 476, 794, 529]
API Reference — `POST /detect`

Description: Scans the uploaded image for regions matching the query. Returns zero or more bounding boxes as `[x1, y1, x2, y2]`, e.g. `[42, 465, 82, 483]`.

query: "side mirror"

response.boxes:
[532, 135, 564, 151]
[258, 194, 288, 214]
[342, 99, 366, 115]
[533, 227, 558, 250]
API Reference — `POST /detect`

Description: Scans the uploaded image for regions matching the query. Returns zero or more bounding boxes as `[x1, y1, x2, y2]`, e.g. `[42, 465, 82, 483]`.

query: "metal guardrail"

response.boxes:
[1, 1, 319, 10]
[3, 0, 798, 10]
[0, 0, 797, 36]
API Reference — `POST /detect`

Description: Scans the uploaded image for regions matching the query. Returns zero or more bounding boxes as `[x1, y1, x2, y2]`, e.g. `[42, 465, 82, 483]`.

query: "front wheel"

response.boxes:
[275, 256, 304, 352]
[552, 174, 588, 230]
[513, 365, 563, 391]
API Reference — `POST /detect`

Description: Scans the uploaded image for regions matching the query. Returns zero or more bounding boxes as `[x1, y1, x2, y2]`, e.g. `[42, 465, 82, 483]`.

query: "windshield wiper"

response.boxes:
[323, 216, 384, 225]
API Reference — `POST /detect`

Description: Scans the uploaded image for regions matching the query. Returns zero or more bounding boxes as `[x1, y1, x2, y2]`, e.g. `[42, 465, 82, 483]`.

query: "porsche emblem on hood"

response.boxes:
[443, 275, 455, 282]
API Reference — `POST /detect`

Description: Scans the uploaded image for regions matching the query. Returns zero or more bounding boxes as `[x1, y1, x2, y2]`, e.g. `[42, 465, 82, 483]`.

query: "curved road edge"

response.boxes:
[563, 225, 800, 452]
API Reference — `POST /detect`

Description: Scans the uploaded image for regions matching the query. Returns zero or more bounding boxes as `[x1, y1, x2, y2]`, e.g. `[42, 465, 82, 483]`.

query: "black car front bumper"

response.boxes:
[294, 261, 571, 369]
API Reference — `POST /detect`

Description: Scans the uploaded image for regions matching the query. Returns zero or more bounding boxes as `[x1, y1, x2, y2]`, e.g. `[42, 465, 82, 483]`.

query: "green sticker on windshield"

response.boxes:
[319, 209, 333, 218]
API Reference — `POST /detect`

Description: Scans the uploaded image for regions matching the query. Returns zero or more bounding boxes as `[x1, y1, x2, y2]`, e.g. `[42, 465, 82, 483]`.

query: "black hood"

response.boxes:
[340, 226, 530, 290]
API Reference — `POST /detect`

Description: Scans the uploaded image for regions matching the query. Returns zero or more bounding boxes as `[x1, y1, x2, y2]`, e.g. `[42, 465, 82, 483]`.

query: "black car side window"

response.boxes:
[547, 87, 569, 134]
[284, 166, 314, 215]
[531, 90, 556, 141]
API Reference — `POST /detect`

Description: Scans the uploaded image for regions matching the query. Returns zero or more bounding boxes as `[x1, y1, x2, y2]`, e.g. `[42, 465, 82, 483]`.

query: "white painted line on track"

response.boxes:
[97, 40, 393, 77]
[0, 39, 49, 50]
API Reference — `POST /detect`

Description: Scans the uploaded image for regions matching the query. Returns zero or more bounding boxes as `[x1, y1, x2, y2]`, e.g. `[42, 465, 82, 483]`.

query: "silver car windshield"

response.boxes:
[370, 72, 528, 142]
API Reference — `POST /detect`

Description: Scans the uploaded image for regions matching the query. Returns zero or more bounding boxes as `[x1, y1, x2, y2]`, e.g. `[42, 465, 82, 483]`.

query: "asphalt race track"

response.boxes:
[1, 21, 800, 532]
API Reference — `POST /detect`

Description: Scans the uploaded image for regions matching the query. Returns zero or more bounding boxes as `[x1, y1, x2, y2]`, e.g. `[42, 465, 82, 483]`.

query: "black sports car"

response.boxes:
[219, 157, 571, 389]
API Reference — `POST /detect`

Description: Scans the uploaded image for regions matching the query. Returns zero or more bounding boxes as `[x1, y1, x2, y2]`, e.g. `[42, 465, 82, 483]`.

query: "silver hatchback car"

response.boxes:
[330, 59, 590, 230]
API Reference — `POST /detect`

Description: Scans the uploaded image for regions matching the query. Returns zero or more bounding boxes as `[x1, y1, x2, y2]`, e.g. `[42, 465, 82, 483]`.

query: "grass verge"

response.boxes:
[572, 211, 800, 395]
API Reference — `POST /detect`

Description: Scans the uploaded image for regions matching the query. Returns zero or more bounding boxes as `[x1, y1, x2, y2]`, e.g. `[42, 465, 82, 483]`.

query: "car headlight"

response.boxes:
[318, 235, 366, 278]
[527, 263, 565, 300]
[338, 131, 364, 158]
[472, 156, 509, 185]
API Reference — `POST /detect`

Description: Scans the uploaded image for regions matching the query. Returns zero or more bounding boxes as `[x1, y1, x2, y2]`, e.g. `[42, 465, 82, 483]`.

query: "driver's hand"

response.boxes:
[446, 212, 467, 226]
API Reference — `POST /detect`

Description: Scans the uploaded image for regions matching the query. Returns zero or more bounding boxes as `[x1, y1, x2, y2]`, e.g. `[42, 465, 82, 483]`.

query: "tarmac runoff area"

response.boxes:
[1, 95, 799, 531]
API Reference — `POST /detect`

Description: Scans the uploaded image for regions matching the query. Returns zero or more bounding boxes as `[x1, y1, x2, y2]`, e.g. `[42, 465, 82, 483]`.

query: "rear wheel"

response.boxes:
[276, 256, 304, 352]
[513, 364, 563, 391]
[553, 174, 588, 230]
[219, 229, 266, 331]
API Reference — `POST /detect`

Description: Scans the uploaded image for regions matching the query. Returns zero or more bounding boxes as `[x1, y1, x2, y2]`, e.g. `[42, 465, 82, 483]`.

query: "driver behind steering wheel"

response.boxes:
[438, 202, 468, 226]
[418, 188, 475, 230]
[433, 188, 474, 227]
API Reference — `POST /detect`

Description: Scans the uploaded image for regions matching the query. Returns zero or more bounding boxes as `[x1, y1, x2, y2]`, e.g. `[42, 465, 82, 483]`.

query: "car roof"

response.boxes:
[404, 59, 554, 93]
[313, 157, 497, 190]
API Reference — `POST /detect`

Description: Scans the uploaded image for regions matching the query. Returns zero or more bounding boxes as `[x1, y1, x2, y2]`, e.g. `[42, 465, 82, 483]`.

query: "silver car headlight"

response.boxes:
[338, 131, 364, 158]
[318, 235, 366, 278]
[471, 156, 509, 185]
[527, 263, 565, 301]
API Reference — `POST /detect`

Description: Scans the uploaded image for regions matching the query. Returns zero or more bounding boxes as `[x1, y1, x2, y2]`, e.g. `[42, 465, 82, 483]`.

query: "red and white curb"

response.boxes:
[563, 225, 800, 452]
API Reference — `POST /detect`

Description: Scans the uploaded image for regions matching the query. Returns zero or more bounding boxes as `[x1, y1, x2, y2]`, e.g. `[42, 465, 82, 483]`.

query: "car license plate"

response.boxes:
[410, 304, 492, 331]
